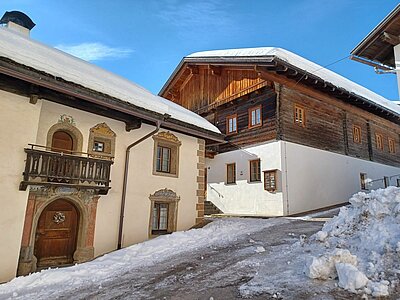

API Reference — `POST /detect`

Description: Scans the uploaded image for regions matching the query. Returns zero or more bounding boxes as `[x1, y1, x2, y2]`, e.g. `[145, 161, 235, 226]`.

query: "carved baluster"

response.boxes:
[80, 160, 87, 183]
[41, 154, 49, 177]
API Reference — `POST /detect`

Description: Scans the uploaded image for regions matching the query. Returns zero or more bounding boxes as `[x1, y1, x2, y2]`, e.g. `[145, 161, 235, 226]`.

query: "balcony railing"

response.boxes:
[19, 144, 113, 195]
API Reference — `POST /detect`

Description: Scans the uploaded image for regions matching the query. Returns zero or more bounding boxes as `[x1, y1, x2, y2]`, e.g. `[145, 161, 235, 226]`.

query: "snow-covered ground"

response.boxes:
[1, 188, 400, 299]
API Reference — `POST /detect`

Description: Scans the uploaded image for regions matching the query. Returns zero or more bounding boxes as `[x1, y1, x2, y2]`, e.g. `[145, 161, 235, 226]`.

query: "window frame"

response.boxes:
[248, 105, 262, 129]
[152, 132, 181, 178]
[226, 163, 236, 184]
[249, 159, 261, 182]
[156, 145, 172, 173]
[151, 202, 169, 235]
[263, 169, 277, 192]
[352, 125, 362, 144]
[226, 114, 238, 135]
[148, 188, 180, 238]
[375, 133, 384, 151]
[388, 137, 396, 154]
[294, 104, 306, 127]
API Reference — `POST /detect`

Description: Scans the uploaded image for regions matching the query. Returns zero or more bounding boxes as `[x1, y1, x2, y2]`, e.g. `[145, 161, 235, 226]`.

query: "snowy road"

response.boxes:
[0, 208, 362, 300]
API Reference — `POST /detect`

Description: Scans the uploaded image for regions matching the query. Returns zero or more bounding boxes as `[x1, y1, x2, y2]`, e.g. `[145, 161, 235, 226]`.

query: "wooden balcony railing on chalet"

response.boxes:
[19, 144, 113, 195]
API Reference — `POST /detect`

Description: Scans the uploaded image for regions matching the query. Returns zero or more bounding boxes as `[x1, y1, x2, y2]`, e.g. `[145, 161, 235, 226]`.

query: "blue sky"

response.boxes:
[1, 1, 399, 101]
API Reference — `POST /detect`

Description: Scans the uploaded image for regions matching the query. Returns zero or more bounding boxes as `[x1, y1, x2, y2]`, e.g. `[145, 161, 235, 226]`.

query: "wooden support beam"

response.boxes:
[125, 119, 142, 131]
[209, 65, 221, 76]
[382, 32, 400, 46]
[187, 65, 199, 75]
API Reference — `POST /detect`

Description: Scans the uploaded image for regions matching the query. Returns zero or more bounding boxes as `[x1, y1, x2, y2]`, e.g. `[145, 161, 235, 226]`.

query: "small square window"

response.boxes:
[250, 159, 261, 182]
[249, 106, 262, 128]
[294, 105, 306, 127]
[353, 125, 361, 144]
[226, 115, 237, 134]
[226, 163, 236, 184]
[389, 138, 396, 154]
[264, 170, 277, 192]
[93, 141, 105, 152]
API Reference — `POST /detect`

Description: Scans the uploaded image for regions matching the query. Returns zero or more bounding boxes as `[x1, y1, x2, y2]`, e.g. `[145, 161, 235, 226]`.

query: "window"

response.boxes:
[294, 105, 306, 127]
[249, 106, 262, 128]
[264, 170, 277, 192]
[153, 131, 181, 177]
[226, 163, 236, 184]
[226, 114, 237, 134]
[88, 123, 116, 159]
[375, 133, 384, 151]
[152, 203, 169, 235]
[360, 173, 367, 190]
[250, 159, 261, 182]
[156, 146, 171, 173]
[389, 138, 396, 154]
[353, 125, 361, 144]
[149, 188, 180, 237]
[93, 141, 105, 152]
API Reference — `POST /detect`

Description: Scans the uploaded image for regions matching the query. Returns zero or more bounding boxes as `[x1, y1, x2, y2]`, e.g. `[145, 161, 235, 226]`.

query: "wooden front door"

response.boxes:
[51, 131, 73, 153]
[34, 199, 79, 268]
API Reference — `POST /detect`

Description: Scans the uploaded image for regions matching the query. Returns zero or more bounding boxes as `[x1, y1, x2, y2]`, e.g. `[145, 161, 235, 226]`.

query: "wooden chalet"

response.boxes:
[160, 47, 400, 217]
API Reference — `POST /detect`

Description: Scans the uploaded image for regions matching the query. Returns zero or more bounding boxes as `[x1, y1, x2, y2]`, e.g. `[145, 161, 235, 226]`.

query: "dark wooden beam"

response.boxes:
[381, 32, 400, 46]
[125, 119, 142, 131]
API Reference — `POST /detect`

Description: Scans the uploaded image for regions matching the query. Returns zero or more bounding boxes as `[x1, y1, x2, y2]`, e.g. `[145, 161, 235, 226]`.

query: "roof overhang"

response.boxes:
[0, 57, 225, 143]
[351, 4, 400, 69]
[160, 56, 400, 125]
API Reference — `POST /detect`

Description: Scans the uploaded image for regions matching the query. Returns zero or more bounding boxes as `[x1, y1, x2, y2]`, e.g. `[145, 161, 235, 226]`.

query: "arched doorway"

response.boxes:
[51, 130, 74, 153]
[34, 199, 79, 268]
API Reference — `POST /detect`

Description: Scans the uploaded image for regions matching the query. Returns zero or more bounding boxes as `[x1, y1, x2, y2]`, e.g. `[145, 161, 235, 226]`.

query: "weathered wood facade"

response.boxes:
[161, 59, 400, 167]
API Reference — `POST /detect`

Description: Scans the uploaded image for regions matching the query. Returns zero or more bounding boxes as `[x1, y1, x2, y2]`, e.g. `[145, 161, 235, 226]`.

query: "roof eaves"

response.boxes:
[0, 56, 224, 142]
[351, 4, 400, 56]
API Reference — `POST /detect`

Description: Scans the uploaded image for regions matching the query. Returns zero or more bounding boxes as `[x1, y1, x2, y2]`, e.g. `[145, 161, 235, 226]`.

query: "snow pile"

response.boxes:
[306, 187, 400, 296]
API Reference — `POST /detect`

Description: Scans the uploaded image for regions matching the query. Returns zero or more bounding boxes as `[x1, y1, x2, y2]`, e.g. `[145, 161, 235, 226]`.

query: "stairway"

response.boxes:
[204, 200, 222, 215]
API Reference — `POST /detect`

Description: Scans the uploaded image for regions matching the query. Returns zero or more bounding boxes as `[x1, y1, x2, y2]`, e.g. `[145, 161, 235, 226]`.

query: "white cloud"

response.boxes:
[55, 43, 133, 61]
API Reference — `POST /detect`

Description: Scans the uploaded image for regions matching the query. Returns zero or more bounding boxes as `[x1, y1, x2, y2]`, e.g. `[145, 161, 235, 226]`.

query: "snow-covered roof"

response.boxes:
[187, 47, 400, 116]
[0, 27, 220, 134]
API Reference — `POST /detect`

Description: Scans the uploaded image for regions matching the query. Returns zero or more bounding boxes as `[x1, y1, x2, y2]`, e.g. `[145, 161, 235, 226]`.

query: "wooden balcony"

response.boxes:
[19, 144, 113, 195]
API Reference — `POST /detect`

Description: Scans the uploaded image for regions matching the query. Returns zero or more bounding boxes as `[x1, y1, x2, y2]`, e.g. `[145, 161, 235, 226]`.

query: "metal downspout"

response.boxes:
[117, 117, 165, 249]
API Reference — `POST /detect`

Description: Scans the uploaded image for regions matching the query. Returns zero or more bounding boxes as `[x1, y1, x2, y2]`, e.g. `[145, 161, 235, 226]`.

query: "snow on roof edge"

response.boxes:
[187, 47, 400, 116]
[0, 27, 221, 135]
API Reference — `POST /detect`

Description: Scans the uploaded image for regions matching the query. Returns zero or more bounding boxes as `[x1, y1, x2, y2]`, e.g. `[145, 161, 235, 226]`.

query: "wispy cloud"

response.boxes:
[157, 0, 232, 30]
[55, 43, 133, 61]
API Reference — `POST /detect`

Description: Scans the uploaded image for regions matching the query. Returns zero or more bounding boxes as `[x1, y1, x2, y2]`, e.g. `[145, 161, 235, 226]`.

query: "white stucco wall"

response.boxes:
[206, 141, 285, 216]
[36, 101, 199, 257]
[0, 90, 42, 282]
[284, 141, 400, 215]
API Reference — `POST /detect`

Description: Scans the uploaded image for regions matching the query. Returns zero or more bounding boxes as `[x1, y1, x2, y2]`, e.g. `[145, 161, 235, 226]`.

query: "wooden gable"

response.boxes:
[164, 64, 272, 115]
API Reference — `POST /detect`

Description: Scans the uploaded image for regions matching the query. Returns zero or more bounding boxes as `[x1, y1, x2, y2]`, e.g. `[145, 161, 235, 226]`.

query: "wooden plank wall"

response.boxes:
[179, 67, 267, 112]
[214, 87, 277, 153]
[279, 85, 400, 167]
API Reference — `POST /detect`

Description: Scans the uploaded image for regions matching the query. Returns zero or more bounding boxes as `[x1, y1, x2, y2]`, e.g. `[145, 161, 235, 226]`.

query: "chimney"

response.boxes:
[0, 11, 35, 37]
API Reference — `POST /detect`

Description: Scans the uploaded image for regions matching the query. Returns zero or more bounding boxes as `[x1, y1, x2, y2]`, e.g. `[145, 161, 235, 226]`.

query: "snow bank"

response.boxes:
[306, 249, 357, 280]
[306, 187, 400, 296]
[0, 218, 287, 299]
